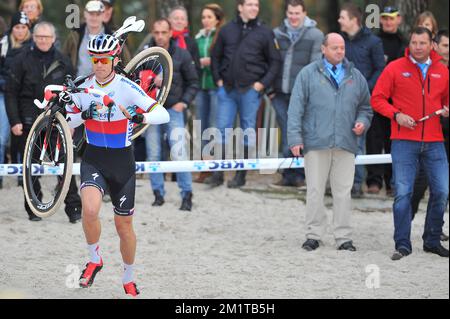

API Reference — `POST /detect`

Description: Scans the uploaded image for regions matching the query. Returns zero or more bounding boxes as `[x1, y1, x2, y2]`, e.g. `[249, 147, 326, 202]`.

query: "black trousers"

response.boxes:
[366, 113, 392, 189]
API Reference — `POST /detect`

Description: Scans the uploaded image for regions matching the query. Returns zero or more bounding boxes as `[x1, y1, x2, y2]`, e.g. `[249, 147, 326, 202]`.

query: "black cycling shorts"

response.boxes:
[80, 145, 136, 217]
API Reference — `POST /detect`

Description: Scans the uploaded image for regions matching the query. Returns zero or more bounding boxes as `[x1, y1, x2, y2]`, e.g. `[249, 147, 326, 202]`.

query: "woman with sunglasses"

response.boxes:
[65, 33, 170, 297]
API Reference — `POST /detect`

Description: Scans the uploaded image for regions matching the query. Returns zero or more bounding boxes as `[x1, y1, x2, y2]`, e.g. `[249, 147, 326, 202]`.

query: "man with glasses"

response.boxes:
[5, 22, 82, 223]
[19, 0, 43, 30]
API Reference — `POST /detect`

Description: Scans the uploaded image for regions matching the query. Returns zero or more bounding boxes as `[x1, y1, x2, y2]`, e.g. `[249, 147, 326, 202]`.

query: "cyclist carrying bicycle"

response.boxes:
[65, 33, 170, 296]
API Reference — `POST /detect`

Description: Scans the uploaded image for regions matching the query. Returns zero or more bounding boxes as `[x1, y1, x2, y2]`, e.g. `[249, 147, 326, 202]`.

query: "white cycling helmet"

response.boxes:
[87, 34, 121, 57]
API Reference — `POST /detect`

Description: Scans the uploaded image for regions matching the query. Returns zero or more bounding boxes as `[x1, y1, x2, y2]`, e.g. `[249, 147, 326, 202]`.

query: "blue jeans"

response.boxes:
[145, 108, 192, 199]
[0, 93, 10, 182]
[353, 134, 366, 189]
[195, 89, 217, 151]
[271, 93, 305, 182]
[391, 140, 449, 252]
[216, 87, 261, 151]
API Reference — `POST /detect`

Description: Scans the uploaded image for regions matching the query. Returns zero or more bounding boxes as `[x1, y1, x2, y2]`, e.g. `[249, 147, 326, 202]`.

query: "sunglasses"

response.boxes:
[90, 56, 114, 64]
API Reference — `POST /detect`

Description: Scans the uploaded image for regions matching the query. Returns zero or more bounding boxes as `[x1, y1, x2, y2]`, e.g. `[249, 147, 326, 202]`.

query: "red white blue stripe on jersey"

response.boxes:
[85, 119, 132, 148]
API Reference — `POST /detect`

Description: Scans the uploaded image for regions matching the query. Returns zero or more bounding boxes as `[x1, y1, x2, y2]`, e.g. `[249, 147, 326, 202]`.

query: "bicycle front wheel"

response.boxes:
[124, 47, 173, 140]
[23, 111, 74, 218]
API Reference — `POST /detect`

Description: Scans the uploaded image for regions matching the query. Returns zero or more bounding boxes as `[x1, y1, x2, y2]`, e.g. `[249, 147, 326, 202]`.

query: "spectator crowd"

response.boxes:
[0, 0, 448, 259]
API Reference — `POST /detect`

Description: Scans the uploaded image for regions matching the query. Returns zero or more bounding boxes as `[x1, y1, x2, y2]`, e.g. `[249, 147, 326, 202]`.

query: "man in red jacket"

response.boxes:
[372, 27, 449, 261]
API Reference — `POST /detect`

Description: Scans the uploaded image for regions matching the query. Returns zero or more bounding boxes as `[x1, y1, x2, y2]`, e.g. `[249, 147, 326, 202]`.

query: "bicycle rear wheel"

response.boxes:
[23, 111, 74, 218]
[124, 47, 173, 140]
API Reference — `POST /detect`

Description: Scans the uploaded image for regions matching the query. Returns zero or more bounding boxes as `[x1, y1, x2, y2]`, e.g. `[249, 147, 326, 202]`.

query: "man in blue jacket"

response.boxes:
[338, 3, 385, 198]
[209, 0, 281, 188]
[288, 33, 373, 252]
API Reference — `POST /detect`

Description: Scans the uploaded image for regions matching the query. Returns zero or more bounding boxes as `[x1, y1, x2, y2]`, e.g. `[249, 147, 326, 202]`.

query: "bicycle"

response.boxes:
[23, 16, 173, 218]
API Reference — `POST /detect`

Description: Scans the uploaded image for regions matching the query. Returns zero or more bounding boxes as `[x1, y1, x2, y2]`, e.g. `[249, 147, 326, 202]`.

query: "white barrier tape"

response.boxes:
[0, 155, 392, 177]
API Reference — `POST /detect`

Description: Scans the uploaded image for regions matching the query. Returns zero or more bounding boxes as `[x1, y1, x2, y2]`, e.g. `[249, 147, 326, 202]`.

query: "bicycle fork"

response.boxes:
[39, 120, 61, 167]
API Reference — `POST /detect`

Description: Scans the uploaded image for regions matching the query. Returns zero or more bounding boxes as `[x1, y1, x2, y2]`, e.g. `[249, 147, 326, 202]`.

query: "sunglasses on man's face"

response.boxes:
[90, 56, 114, 64]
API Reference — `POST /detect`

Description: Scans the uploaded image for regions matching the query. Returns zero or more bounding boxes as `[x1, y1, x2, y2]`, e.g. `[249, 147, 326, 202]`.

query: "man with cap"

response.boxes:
[98, 1, 131, 76]
[63, 0, 107, 78]
[378, 7, 407, 65]
[366, 6, 407, 196]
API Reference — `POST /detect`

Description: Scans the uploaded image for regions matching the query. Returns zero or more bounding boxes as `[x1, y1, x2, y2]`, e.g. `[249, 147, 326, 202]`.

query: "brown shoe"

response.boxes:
[194, 172, 212, 184]
[367, 185, 381, 194]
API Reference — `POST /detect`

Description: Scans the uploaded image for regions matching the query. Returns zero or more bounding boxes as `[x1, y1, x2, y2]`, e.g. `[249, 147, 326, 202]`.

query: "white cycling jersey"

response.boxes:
[66, 73, 169, 148]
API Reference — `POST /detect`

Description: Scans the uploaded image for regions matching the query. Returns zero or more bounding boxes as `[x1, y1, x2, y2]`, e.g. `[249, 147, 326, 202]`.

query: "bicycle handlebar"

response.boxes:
[34, 85, 116, 110]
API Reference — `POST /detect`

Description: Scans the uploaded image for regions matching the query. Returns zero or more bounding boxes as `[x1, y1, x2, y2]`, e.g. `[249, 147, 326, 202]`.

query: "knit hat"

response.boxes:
[10, 11, 30, 32]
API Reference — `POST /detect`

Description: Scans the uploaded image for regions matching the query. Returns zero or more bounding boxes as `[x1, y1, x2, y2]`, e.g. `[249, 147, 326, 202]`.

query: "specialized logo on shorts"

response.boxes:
[120, 195, 127, 208]
[92, 173, 99, 181]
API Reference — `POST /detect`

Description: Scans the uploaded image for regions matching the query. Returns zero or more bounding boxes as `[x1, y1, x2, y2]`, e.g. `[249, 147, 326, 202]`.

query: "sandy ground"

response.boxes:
[0, 172, 448, 299]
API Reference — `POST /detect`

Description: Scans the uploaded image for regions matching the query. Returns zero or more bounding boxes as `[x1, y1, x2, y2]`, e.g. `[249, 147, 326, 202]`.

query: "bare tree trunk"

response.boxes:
[271, 0, 284, 28]
[147, 0, 157, 30]
[396, 0, 430, 35]
[326, 0, 340, 32]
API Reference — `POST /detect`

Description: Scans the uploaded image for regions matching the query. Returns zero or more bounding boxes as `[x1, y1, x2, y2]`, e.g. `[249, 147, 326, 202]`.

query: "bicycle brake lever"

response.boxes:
[103, 96, 115, 122]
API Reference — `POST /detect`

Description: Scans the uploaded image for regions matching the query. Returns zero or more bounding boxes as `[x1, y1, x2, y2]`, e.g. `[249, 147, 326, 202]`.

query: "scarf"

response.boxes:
[172, 29, 189, 50]
[32, 44, 56, 68]
[284, 19, 303, 43]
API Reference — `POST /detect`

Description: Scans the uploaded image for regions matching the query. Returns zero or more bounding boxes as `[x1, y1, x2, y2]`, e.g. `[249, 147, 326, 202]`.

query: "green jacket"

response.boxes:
[195, 29, 216, 90]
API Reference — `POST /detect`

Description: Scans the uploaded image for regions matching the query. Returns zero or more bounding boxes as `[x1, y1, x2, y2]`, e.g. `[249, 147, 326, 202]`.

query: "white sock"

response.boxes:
[88, 243, 101, 264]
[122, 264, 134, 284]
